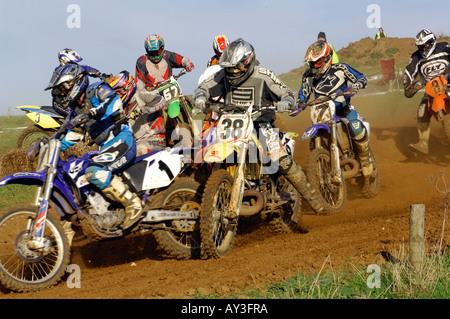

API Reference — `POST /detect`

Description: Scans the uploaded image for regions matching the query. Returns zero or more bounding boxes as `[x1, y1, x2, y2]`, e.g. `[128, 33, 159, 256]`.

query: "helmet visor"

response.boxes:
[225, 63, 247, 77]
[147, 46, 164, 57]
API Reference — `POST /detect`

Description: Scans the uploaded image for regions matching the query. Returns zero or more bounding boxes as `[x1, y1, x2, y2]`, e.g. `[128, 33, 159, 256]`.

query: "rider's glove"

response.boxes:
[71, 113, 89, 127]
[184, 60, 194, 72]
[276, 100, 292, 112]
[194, 95, 207, 111]
[351, 82, 363, 92]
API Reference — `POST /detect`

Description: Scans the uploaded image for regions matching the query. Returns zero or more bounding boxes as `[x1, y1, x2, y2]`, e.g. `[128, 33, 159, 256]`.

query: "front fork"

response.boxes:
[329, 121, 343, 184]
[27, 139, 62, 250]
[228, 144, 248, 220]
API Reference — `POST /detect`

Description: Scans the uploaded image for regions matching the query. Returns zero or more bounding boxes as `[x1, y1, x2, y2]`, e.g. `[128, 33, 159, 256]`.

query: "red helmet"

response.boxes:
[213, 35, 229, 56]
[304, 41, 333, 79]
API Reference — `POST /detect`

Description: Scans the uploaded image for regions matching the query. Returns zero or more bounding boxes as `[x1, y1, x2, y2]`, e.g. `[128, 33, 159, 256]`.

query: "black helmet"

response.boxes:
[46, 64, 89, 115]
[415, 29, 436, 58]
[219, 38, 256, 86]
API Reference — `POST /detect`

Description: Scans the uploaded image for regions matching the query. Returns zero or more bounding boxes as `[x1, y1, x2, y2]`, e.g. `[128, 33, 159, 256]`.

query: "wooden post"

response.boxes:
[8, 106, 11, 119]
[409, 204, 425, 271]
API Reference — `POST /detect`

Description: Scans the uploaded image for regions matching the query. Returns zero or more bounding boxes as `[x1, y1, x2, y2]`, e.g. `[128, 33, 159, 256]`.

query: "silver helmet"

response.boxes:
[219, 38, 256, 86]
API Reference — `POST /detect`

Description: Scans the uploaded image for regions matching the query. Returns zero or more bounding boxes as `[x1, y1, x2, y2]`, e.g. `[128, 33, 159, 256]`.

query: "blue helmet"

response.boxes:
[46, 64, 89, 115]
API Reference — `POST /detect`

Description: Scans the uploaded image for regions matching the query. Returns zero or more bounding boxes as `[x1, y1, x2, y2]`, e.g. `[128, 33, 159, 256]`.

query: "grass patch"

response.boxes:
[0, 184, 36, 209]
[193, 250, 449, 299]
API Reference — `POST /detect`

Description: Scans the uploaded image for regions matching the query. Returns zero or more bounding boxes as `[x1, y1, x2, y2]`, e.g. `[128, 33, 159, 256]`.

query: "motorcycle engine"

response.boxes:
[87, 192, 125, 229]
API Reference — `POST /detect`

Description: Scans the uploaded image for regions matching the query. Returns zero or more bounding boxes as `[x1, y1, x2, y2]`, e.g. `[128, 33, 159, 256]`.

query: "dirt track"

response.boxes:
[1, 92, 449, 299]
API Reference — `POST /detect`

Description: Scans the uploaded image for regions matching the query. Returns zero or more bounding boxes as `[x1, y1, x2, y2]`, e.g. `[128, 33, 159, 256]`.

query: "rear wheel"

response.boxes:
[307, 148, 346, 215]
[0, 205, 70, 292]
[200, 169, 238, 258]
[150, 178, 203, 259]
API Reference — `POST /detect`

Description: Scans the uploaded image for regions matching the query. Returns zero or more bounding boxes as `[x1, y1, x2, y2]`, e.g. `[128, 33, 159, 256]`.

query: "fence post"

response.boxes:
[409, 204, 425, 271]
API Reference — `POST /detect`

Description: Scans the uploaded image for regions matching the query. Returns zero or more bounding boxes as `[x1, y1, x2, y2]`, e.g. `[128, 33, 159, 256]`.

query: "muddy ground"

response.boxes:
[0, 91, 449, 300]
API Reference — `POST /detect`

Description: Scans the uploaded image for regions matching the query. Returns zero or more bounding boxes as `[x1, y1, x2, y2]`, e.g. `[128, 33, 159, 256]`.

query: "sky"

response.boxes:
[1, 0, 449, 115]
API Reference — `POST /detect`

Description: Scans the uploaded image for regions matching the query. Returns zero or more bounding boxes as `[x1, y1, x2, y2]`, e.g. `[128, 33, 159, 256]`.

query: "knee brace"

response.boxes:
[348, 119, 366, 140]
[85, 163, 112, 190]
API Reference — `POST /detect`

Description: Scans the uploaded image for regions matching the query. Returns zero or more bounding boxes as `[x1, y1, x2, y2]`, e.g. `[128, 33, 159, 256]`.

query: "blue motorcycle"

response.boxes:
[0, 116, 202, 292]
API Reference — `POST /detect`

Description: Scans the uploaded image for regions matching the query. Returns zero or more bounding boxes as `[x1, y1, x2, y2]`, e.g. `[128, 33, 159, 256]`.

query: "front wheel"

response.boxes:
[17, 125, 54, 148]
[0, 205, 70, 292]
[306, 148, 347, 215]
[200, 169, 238, 258]
[150, 178, 203, 259]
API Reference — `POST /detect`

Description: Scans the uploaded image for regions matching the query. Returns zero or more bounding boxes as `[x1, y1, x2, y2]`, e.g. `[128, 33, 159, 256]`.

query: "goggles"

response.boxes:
[147, 47, 164, 57]
[309, 57, 328, 69]
[225, 63, 247, 76]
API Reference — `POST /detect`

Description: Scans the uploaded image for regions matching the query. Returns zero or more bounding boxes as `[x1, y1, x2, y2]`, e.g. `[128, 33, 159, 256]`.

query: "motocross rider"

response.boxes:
[109, 70, 168, 156]
[52, 48, 107, 116]
[45, 64, 144, 231]
[193, 38, 324, 214]
[404, 29, 450, 155]
[297, 41, 371, 176]
[135, 34, 194, 145]
[207, 34, 229, 67]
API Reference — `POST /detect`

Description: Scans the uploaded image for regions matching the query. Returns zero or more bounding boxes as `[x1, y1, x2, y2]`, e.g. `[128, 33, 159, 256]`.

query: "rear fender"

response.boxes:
[16, 106, 62, 129]
[0, 172, 79, 216]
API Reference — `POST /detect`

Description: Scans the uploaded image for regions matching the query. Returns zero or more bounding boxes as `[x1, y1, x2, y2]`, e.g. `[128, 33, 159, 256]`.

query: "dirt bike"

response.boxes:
[15, 105, 64, 148]
[132, 69, 199, 147]
[424, 74, 450, 140]
[0, 117, 203, 293]
[195, 103, 303, 258]
[291, 90, 379, 215]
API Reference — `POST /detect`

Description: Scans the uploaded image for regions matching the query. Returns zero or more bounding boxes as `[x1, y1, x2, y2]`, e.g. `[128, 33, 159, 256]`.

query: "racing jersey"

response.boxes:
[298, 63, 367, 112]
[62, 82, 126, 149]
[194, 66, 295, 122]
[403, 42, 450, 97]
[135, 50, 189, 89]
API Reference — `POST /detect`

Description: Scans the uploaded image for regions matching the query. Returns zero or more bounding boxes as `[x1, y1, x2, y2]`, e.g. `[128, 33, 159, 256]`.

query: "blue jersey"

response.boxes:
[62, 82, 126, 150]
[298, 63, 367, 111]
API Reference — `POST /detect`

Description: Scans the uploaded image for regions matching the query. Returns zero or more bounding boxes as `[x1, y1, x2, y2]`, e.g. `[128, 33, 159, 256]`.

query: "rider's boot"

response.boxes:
[280, 157, 324, 213]
[408, 122, 430, 155]
[353, 133, 374, 177]
[101, 176, 144, 230]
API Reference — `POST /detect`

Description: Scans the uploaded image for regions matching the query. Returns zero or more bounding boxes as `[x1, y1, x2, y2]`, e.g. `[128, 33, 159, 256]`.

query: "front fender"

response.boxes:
[301, 124, 330, 141]
[203, 141, 240, 163]
[0, 172, 79, 216]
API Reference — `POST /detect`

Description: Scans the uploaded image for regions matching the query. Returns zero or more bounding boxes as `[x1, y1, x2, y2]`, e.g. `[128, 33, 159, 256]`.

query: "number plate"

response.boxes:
[217, 114, 250, 141]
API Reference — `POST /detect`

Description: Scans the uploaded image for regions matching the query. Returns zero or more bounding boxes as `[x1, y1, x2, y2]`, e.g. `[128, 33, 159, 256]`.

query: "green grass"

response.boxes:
[0, 115, 29, 152]
[0, 184, 36, 210]
[192, 251, 449, 299]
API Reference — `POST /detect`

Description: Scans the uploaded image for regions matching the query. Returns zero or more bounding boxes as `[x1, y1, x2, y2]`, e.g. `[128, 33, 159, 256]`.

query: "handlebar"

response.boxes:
[289, 87, 358, 117]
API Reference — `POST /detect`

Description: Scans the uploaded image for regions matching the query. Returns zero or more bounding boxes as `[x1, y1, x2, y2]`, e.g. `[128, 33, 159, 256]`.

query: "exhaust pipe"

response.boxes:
[239, 189, 264, 216]
[341, 158, 360, 179]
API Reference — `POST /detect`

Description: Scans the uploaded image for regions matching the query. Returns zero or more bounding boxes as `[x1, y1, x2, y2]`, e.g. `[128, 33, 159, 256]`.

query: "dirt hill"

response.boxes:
[279, 36, 450, 91]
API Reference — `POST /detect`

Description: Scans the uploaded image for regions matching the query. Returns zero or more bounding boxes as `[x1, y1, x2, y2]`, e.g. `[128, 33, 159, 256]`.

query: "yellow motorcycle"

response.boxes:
[16, 105, 64, 148]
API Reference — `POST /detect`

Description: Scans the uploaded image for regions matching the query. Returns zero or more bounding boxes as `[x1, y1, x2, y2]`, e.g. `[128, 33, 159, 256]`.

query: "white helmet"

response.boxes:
[415, 29, 436, 58]
[58, 48, 83, 65]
